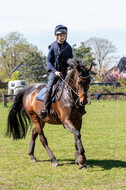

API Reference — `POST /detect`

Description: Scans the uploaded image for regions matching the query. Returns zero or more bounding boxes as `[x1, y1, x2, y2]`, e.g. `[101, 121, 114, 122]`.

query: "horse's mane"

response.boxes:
[65, 69, 75, 83]
[67, 58, 87, 68]
[65, 58, 88, 83]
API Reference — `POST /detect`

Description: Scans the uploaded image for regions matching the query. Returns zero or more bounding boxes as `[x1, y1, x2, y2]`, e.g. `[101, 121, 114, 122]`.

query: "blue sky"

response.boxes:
[0, 0, 126, 63]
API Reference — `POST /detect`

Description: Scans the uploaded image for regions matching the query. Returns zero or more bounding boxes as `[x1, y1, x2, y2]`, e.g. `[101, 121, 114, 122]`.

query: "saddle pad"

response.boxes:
[36, 87, 55, 102]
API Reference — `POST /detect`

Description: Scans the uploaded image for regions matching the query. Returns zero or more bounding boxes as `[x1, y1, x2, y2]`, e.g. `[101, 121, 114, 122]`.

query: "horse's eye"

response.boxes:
[78, 81, 86, 87]
[78, 81, 83, 85]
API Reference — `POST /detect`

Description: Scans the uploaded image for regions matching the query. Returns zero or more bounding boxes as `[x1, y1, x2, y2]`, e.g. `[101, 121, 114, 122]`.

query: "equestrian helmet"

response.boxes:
[54, 25, 68, 35]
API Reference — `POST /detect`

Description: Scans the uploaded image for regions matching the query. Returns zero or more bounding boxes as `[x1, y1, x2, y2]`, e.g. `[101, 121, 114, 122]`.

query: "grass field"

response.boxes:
[0, 100, 126, 190]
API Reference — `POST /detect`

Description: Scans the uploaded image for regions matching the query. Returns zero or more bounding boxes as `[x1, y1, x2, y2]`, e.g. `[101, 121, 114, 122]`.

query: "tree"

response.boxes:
[84, 37, 117, 71]
[10, 71, 21, 81]
[0, 70, 4, 82]
[0, 32, 29, 79]
[72, 43, 96, 77]
[20, 51, 47, 84]
[72, 43, 94, 64]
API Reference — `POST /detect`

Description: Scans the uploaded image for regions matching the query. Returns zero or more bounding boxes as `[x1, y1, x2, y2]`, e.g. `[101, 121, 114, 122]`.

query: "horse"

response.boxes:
[6, 58, 92, 169]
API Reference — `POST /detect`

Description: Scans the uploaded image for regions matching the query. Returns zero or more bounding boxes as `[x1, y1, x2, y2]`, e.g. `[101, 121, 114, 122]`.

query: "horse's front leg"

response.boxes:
[63, 118, 87, 169]
[74, 120, 82, 165]
[75, 135, 79, 165]
[74, 133, 87, 169]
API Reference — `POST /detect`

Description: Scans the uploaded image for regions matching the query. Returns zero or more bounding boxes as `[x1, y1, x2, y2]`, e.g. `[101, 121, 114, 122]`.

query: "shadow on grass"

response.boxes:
[37, 159, 126, 169]
[87, 159, 126, 170]
[37, 159, 75, 166]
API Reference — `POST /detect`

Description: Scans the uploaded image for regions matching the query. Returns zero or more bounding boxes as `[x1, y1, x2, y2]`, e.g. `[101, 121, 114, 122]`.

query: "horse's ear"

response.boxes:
[87, 64, 92, 72]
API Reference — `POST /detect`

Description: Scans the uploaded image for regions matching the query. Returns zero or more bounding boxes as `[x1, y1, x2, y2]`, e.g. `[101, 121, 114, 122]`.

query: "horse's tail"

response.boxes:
[6, 88, 32, 140]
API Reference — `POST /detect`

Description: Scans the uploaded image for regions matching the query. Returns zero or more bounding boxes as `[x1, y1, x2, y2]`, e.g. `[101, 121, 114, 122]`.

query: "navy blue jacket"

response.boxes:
[46, 40, 73, 73]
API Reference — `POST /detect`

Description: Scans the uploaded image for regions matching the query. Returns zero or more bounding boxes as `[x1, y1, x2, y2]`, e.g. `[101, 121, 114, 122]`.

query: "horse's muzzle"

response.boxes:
[79, 99, 87, 106]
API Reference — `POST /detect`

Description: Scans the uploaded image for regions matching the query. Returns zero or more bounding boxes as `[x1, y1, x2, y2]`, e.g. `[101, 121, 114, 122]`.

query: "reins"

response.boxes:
[46, 69, 90, 106]
[58, 72, 90, 104]
[58, 75, 80, 98]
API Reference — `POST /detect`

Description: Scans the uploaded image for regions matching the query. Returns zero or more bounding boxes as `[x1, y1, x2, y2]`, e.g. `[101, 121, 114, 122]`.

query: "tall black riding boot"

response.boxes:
[39, 91, 51, 119]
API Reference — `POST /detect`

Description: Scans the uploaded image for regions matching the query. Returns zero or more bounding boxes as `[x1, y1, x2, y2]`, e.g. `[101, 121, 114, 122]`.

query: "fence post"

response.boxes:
[4, 94, 7, 107]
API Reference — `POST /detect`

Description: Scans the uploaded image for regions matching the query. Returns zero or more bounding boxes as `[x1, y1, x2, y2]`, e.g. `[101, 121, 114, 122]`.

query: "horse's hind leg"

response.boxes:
[28, 128, 38, 162]
[39, 130, 59, 167]
[28, 115, 58, 166]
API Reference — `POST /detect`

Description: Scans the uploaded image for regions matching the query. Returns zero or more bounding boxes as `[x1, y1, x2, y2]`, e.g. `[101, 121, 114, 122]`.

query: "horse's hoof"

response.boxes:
[78, 155, 86, 164]
[52, 161, 59, 167]
[30, 157, 37, 162]
[78, 164, 87, 169]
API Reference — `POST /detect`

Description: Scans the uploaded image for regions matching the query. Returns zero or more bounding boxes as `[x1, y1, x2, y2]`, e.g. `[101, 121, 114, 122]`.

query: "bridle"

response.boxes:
[59, 71, 90, 107]
[75, 74, 90, 106]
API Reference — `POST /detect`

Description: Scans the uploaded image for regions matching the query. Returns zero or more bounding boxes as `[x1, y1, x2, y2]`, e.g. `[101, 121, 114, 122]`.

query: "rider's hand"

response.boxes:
[55, 71, 61, 77]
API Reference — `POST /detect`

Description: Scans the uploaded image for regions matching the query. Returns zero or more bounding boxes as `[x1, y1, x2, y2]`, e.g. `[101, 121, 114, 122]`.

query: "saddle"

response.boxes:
[36, 81, 62, 102]
[36, 82, 62, 124]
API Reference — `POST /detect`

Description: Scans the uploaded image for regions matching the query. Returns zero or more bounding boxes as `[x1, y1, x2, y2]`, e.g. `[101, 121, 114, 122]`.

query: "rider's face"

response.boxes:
[57, 33, 66, 43]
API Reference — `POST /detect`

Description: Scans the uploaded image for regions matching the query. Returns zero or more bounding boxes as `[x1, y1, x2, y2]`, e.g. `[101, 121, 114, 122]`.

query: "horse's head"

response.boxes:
[68, 58, 92, 106]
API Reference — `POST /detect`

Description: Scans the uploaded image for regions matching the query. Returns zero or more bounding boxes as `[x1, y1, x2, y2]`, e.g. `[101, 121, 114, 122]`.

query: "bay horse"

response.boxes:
[6, 58, 92, 169]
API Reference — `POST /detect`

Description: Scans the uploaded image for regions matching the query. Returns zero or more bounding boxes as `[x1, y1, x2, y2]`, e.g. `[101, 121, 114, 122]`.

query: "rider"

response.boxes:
[39, 25, 73, 119]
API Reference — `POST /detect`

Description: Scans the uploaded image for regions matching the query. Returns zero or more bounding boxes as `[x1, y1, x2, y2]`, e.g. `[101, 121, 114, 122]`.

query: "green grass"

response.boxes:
[0, 100, 126, 190]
